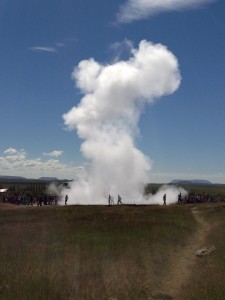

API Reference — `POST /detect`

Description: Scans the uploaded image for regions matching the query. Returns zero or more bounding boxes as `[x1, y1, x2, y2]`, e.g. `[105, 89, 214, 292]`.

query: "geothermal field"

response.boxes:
[1, 1, 224, 299]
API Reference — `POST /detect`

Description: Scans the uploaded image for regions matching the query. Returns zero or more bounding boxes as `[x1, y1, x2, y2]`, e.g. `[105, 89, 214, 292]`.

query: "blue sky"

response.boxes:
[0, 0, 224, 183]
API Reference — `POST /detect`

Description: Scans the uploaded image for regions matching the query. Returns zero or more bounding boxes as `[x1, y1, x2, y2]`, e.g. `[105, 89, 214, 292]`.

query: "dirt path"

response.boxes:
[149, 206, 211, 300]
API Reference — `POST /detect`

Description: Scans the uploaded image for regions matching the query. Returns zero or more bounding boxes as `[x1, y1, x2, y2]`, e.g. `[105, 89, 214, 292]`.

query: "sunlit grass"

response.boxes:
[0, 204, 197, 299]
[178, 204, 225, 300]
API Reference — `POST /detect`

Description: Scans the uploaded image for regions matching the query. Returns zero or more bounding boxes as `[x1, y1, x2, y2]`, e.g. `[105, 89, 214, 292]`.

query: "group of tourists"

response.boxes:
[182, 193, 219, 204]
[1, 193, 59, 206]
[162, 192, 221, 205]
[0, 191, 223, 206]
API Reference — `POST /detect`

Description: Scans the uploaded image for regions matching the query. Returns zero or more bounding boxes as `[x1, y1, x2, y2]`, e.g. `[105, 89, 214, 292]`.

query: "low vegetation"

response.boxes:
[0, 204, 197, 300]
[1, 180, 225, 299]
[179, 204, 225, 300]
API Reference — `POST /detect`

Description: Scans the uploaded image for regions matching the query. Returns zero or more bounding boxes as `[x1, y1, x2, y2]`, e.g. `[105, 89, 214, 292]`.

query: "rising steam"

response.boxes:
[62, 40, 182, 205]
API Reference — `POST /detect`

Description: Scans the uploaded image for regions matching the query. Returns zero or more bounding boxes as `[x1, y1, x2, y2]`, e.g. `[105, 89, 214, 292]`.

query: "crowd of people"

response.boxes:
[0, 191, 224, 206]
[162, 192, 223, 205]
[182, 193, 220, 204]
[168, 192, 222, 205]
[1, 193, 59, 206]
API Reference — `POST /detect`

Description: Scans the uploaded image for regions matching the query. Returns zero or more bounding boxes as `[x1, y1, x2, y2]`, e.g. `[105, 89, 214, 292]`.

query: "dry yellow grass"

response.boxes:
[1, 203, 224, 299]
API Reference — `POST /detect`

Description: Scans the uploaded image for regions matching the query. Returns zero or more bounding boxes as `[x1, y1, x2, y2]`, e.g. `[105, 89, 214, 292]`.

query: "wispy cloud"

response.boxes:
[29, 46, 58, 53]
[116, 0, 217, 23]
[109, 39, 134, 62]
[29, 37, 78, 54]
[0, 148, 81, 179]
[43, 150, 64, 158]
[54, 42, 65, 48]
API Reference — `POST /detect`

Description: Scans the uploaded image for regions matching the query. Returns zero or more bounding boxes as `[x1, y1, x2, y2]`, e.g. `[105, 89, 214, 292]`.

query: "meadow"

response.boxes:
[1, 201, 225, 299]
[179, 204, 225, 300]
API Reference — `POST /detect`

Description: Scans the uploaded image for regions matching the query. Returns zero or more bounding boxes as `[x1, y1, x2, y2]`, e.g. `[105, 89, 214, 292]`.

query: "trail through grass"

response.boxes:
[151, 206, 211, 299]
[178, 204, 225, 300]
[1, 203, 225, 299]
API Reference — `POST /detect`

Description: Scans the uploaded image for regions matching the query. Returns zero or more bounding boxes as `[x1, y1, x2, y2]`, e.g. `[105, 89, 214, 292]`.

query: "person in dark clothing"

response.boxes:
[108, 194, 112, 206]
[163, 194, 167, 205]
[178, 192, 182, 204]
[117, 194, 122, 205]
[65, 195, 68, 205]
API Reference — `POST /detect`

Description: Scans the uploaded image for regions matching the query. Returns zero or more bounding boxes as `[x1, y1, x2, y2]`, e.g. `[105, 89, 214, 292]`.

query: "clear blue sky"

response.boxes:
[0, 0, 224, 183]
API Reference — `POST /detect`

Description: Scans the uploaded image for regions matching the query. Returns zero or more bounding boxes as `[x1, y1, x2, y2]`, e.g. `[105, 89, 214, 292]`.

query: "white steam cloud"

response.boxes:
[146, 185, 188, 205]
[63, 40, 182, 205]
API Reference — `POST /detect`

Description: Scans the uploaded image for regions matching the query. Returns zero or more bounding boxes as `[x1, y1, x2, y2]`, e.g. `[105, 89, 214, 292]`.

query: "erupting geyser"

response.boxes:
[62, 40, 185, 204]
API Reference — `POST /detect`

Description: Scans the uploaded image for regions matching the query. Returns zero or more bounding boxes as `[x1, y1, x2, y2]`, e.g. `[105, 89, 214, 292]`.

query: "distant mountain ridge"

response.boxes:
[38, 177, 59, 181]
[0, 175, 27, 180]
[170, 179, 212, 185]
[0, 175, 71, 182]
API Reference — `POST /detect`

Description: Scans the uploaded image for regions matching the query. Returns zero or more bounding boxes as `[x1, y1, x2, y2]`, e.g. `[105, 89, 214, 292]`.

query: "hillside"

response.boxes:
[170, 179, 212, 185]
[0, 175, 71, 183]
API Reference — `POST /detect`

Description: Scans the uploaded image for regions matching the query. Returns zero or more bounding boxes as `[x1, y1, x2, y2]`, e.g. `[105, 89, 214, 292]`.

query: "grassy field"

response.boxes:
[179, 204, 225, 300]
[0, 203, 225, 299]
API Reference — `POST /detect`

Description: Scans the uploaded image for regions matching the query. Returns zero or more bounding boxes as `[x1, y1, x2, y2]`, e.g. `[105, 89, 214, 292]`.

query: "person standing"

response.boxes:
[178, 192, 182, 204]
[108, 194, 112, 206]
[163, 194, 167, 205]
[65, 194, 68, 205]
[117, 194, 122, 205]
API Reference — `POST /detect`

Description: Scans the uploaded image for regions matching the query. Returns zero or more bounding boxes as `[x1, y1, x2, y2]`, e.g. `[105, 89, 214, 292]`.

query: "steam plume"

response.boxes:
[63, 40, 181, 205]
